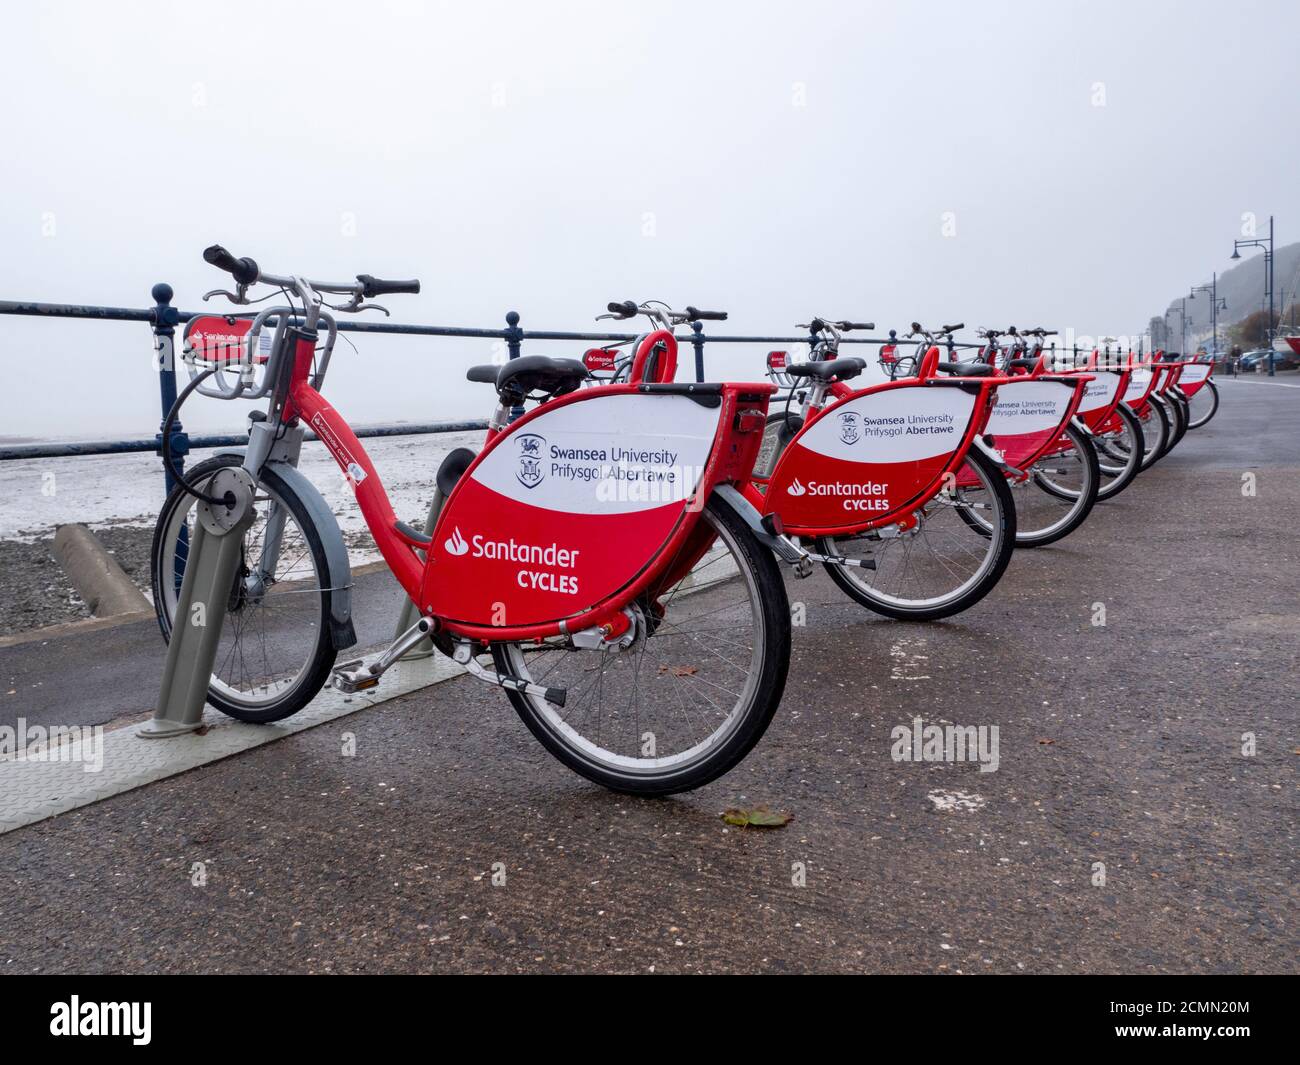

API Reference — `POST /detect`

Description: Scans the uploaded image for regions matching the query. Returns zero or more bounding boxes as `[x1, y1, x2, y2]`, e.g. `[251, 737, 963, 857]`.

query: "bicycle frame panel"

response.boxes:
[422, 383, 772, 638]
[1175, 361, 1213, 397]
[1063, 366, 1129, 432]
[754, 378, 994, 536]
[961, 375, 1087, 481]
[1121, 361, 1160, 413]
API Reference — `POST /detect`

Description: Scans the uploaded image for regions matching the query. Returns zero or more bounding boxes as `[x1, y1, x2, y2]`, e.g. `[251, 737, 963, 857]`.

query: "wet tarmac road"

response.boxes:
[0, 377, 1295, 974]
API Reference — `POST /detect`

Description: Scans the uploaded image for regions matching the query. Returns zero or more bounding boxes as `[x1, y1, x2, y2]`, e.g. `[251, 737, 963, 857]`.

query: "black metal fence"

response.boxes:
[0, 283, 1125, 494]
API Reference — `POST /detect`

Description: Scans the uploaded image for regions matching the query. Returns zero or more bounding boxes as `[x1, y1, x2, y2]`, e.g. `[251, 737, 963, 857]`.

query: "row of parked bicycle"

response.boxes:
[157, 248, 1220, 796]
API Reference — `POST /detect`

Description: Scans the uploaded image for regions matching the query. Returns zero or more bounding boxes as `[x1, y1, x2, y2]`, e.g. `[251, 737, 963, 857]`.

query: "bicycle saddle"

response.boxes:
[1007, 358, 1040, 371]
[467, 355, 590, 403]
[936, 361, 995, 377]
[785, 357, 865, 382]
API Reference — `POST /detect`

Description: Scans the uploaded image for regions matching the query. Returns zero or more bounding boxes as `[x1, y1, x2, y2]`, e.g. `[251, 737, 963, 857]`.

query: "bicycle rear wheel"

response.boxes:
[150, 455, 337, 723]
[1186, 379, 1219, 429]
[1093, 403, 1144, 501]
[491, 495, 790, 796]
[1152, 393, 1185, 454]
[1007, 422, 1100, 547]
[816, 446, 1016, 621]
[1134, 400, 1169, 470]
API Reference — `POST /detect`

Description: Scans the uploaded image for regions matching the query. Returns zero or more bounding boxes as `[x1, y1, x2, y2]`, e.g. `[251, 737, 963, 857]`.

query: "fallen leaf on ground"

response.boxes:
[1037, 738, 1055, 745]
[658, 665, 698, 677]
[722, 806, 793, 828]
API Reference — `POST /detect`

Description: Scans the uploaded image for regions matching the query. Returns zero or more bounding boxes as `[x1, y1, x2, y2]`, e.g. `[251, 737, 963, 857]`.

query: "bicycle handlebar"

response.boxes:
[600, 301, 727, 326]
[685, 306, 728, 322]
[203, 244, 260, 285]
[204, 244, 420, 301]
[357, 274, 421, 298]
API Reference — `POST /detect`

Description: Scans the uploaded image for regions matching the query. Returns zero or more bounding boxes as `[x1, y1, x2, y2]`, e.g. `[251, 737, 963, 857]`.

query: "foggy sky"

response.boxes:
[2, 0, 1297, 438]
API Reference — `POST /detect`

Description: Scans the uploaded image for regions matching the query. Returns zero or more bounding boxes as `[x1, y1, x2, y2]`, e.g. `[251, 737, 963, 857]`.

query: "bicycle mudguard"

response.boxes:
[267, 460, 358, 648]
[420, 383, 771, 634]
[208, 451, 357, 649]
[759, 378, 989, 535]
[1175, 362, 1213, 397]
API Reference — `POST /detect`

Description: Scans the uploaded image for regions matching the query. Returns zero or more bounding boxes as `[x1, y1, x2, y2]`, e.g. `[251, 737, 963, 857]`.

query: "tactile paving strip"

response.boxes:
[0, 653, 463, 836]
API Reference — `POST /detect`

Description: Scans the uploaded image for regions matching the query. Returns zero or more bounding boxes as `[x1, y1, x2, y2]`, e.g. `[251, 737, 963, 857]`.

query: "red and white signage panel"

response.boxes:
[765, 385, 979, 530]
[425, 392, 721, 626]
[1176, 362, 1213, 397]
[983, 379, 1077, 467]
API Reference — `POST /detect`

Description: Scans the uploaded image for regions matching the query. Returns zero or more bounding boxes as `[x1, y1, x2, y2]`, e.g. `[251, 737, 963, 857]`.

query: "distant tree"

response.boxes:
[1229, 308, 1279, 349]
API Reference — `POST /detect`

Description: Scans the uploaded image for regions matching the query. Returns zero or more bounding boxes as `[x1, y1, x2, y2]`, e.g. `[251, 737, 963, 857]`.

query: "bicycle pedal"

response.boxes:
[331, 660, 380, 694]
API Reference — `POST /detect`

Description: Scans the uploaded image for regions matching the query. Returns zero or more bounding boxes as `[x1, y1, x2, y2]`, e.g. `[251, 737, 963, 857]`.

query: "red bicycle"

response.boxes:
[932, 324, 1100, 548]
[586, 310, 1018, 621]
[150, 248, 792, 795]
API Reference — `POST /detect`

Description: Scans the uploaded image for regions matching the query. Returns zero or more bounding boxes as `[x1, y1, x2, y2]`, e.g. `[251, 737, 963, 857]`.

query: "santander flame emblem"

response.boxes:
[787, 478, 807, 497]
[444, 527, 469, 556]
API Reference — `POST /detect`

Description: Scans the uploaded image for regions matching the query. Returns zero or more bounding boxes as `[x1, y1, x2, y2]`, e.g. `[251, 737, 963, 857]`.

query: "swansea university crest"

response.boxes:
[837, 411, 861, 445]
[515, 433, 545, 489]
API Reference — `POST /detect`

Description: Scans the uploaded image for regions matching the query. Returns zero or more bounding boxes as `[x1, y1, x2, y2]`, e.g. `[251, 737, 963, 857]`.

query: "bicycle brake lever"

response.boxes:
[203, 287, 248, 304]
[353, 302, 391, 317]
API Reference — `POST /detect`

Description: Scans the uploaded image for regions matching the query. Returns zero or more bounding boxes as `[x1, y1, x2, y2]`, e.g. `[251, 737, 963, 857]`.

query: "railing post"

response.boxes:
[690, 321, 705, 382]
[152, 282, 189, 593]
[505, 309, 525, 420]
[151, 283, 187, 493]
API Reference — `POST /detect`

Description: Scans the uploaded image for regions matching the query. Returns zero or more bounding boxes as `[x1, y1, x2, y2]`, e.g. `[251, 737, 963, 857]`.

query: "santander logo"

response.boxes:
[787, 478, 807, 497]
[444, 527, 469, 556]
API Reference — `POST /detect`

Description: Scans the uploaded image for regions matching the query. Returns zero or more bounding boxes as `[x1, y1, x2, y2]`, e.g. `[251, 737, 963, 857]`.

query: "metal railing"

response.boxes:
[0, 283, 1136, 491]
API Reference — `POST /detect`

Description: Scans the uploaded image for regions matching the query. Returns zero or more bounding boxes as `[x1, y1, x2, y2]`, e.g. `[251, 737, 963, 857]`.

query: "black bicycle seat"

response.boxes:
[466, 355, 589, 403]
[936, 361, 995, 377]
[1007, 358, 1040, 371]
[785, 357, 866, 382]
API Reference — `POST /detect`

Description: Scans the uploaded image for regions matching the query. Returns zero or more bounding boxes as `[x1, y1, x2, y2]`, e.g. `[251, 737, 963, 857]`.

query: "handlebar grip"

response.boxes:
[356, 274, 421, 298]
[607, 300, 638, 318]
[202, 244, 259, 285]
[941, 322, 964, 332]
[843, 321, 875, 331]
[686, 307, 727, 322]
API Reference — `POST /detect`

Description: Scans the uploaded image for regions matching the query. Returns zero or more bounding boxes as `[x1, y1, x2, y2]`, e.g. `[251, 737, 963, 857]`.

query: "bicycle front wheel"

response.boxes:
[150, 455, 337, 723]
[490, 495, 790, 796]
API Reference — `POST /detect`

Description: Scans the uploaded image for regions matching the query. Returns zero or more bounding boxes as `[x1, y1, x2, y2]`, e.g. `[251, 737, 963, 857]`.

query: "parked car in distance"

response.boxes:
[1239, 349, 1275, 372]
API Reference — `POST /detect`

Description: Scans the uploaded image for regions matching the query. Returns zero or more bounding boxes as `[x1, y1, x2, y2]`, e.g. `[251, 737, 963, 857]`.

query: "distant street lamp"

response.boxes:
[1231, 214, 1276, 375]
[1165, 298, 1188, 357]
[1190, 274, 1227, 358]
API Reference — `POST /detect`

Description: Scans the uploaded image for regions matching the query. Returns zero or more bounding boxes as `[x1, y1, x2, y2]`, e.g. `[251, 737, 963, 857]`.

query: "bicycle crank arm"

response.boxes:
[453, 640, 567, 707]
[804, 551, 876, 570]
[332, 616, 437, 693]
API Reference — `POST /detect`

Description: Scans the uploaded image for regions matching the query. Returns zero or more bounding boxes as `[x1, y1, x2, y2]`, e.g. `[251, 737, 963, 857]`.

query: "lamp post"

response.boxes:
[1166, 298, 1187, 358]
[1190, 274, 1227, 359]
[1232, 214, 1276, 375]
